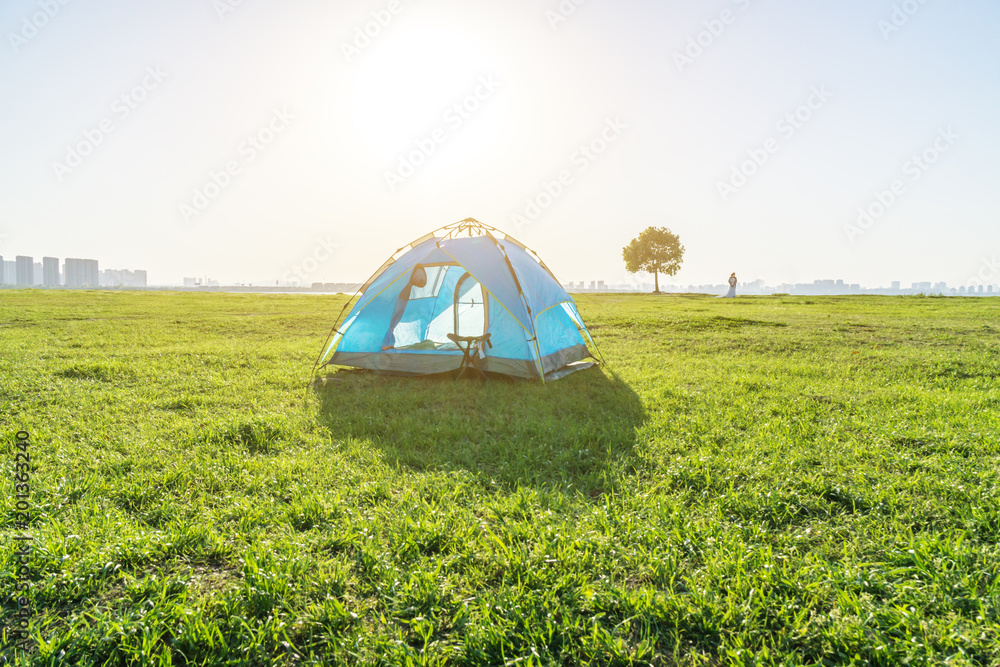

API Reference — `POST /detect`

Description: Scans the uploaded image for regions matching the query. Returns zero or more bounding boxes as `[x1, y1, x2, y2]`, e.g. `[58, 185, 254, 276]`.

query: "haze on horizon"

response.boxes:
[1, 0, 998, 288]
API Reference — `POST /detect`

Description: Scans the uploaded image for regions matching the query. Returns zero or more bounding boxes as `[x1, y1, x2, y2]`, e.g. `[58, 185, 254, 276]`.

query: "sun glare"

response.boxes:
[351, 19, 498, 159]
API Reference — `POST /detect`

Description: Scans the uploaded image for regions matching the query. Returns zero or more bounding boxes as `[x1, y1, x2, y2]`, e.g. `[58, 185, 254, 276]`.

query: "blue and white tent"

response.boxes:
[317, 218, 597, 381]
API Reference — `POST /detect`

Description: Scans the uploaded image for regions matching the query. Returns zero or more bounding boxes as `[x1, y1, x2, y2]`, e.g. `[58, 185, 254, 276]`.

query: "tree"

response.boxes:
[622, 227, 685, 294]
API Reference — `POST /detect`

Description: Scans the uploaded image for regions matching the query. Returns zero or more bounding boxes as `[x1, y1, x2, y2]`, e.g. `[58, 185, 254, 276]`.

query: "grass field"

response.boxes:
[1, 290, 999, 666]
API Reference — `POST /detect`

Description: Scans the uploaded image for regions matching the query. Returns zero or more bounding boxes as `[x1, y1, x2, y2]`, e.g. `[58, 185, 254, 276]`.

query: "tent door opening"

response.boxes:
[454, 273, 487, 337]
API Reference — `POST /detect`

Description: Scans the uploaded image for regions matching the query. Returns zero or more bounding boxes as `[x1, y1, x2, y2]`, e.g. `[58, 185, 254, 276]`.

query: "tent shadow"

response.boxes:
[312, 367, 646, 496]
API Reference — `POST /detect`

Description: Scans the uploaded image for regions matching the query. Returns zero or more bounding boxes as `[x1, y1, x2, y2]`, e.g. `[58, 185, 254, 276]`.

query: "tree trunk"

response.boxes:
[653, 271, 660, 294]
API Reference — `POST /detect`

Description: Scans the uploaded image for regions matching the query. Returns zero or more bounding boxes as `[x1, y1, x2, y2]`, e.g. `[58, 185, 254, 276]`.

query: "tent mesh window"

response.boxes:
[389, 264, 491, 351]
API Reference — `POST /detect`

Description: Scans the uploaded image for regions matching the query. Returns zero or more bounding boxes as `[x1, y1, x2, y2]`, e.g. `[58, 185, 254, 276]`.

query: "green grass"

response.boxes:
[1, 290, 999, 665]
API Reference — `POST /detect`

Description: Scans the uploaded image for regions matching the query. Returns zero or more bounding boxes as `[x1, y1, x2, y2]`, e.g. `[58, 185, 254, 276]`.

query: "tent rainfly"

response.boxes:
[316, 218, 598, 381]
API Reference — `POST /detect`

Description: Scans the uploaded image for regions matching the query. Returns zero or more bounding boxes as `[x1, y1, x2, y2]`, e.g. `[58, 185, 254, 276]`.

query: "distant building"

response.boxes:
[100, 269, 147, 287]
[891, 281, 901, 291]
[1, 259, 14, 285]
[43, 257, 60, 286]
[912, 282, 932, 291]
[64, 258, 99, 287]
[15, 256, 34, 286]
[183, 276, 219, 287]
[311, 282, 362, 292]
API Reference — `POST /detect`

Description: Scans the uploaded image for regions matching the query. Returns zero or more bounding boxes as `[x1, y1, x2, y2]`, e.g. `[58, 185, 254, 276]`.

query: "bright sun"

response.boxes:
[351, 18, 498, 160]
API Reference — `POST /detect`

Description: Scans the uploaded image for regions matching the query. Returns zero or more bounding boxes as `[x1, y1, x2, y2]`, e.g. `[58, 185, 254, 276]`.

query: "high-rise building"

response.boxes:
[64, 259, 81, 286]
[42, 257, 60, 286]
[64, 258, 99, 287]
[891, 281, 901, 290]
[0, 259, 14, 285]
[84, 259, 99, 286]
[15, 256, 34, 286]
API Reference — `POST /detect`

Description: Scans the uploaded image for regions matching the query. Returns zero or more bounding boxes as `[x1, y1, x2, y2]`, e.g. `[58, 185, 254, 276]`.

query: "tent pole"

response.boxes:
[482, 227, 547, 383]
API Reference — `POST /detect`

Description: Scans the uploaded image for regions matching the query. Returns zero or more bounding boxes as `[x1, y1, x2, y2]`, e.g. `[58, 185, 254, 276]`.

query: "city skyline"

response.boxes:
[3, 248, 997, 296]
[3, 242, 1000, 292]
[0, 253, 146, 287]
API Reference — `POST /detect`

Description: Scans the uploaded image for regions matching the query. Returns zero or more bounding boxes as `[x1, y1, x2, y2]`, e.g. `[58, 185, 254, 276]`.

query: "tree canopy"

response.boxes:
[622, 227, 685, 293]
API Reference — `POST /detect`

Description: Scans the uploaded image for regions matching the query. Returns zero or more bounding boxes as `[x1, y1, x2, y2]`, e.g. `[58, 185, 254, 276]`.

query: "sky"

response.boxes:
[1, 0, 998, 288]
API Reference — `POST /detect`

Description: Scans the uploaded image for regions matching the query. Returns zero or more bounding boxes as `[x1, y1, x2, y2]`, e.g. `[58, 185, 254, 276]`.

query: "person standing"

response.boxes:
[725, 272, 737, 298]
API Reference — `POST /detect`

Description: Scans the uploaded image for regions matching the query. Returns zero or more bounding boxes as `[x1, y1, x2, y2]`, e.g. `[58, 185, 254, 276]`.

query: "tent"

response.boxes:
[315, 218, 598, 381]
